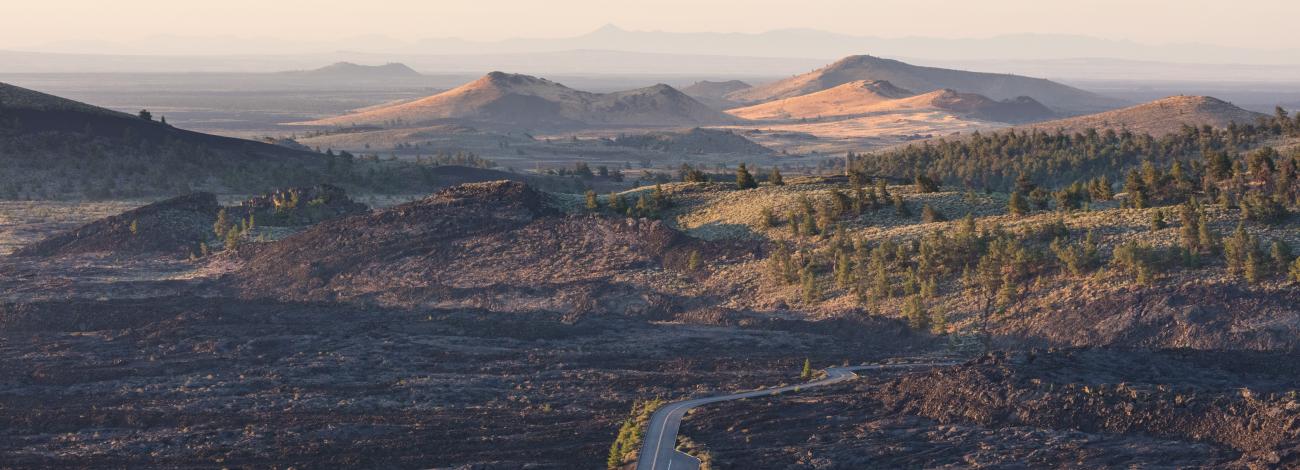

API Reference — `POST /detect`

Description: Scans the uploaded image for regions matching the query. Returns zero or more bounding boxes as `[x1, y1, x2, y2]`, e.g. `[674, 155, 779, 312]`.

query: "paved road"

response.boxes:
[634, 362, 955, 470]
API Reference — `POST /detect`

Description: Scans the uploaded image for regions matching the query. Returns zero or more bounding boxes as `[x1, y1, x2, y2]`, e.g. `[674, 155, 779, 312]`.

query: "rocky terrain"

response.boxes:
[0, 180, 933, 468]
[11, 192, 218, 258]
[681, 349, 1299, 468]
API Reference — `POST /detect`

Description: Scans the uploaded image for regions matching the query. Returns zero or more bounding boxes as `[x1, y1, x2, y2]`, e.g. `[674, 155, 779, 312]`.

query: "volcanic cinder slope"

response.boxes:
[728, 55, 1125, 114]
[730, 80, 1054, 123]
[1024, 95, 1267, 136]
[0, 82, 339, 198]
[681, 79, 753, 110]
[299, 72, 736, 129]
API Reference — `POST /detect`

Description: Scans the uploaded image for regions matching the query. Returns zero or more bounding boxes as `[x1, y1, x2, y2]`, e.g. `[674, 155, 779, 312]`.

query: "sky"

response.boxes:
[3, 0, 1297, 50]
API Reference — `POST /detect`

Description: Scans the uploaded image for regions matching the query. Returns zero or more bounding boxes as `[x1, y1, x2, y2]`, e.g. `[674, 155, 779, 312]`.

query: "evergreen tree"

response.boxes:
[129, 219, 139, 236]
[914, 174, 939, 193]
[687, 250, 701, 272]
[735, 163, 758, 189]
[800, 358, 812, 380]
[585, 190, 600, 211]
[769, 167, 785, 186]
[213, 208, 230, 238]
[1008, 192, 1030, 216]
[904, 295, 930, 331]
[1150, 209, 1168, 231]
[608, 192, 627, 213]
[800, 264, 819, 303]
[893, 195, 910, 216]
[835, 249, 852, 289]
[1271, 239, 1293, 273]
[921, 204, 945, 223]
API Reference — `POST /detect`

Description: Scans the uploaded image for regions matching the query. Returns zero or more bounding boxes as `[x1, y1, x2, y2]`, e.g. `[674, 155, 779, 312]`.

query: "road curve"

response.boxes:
[634, 362, 955, 470]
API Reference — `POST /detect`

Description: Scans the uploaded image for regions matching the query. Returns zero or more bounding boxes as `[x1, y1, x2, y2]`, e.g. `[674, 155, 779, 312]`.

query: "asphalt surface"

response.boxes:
[634, 361, 956, 470]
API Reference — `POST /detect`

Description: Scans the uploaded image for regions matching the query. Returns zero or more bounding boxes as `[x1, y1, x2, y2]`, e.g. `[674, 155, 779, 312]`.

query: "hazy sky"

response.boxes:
[4, 0, 1297, 49]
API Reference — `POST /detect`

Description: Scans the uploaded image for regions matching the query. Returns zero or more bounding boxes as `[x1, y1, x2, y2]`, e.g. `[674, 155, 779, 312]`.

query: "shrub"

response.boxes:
[921, 204, 945, 223]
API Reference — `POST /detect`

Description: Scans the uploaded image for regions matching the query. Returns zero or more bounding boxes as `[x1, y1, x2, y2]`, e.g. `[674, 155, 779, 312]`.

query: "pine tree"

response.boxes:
[921, 204, 944, 223]
[801, 264, 819, 303]
[223, 225, 242, 250]
[904, 295, 929, 331]
[1245, 251, 1262, 284]
[1150, 209, 1167, 231]
[608, 192, 626, 213]
[735, 163, 758, 189]
[800, 358, 812, 380]
[1008, 192, 1030, 216]
[213, 208, 230, 238]
[687, 250, 701, 272]
[835, 250, 852, 289]
[585, 190, 600, 211]
[129, 219, 139, 236]
[769, 167, 785, 186]
[1271, 239, 1293, 273]
[892, 195, 910, 216]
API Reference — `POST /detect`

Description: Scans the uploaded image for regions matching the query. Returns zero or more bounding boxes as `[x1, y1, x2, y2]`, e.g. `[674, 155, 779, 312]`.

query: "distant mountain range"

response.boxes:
[728, 55, 1124, 114]
[729, 80, 1055, 124]
[299, 72, 735, 129]
[279, 62, 422, 78]
[21, 25, 1300, 65]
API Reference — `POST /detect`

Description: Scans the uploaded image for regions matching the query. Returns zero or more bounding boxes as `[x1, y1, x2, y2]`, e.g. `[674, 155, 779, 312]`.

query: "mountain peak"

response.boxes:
[589, 23, 626, 35]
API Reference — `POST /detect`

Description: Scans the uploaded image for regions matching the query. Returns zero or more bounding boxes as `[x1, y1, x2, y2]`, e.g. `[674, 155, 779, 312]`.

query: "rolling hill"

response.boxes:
[727, 55, 1125, 114]
[727, 79, 914, 120]
[280, 61, 423, 78]
[0, 82, 438, 199]
[1024, 95, 1267, 136]
[300, 72, 736, 130]
[681, 80, 753, 110]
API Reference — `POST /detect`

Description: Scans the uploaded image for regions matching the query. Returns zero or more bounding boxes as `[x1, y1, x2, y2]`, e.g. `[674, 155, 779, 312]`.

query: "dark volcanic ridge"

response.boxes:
[12, 192, 219, 258]
[231, 181, 753, 318]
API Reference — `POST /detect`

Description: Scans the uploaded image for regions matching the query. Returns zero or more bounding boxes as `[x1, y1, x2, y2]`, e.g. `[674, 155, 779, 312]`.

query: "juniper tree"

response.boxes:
[735, 163, 758, 189]
[769, 167, 785, 186]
